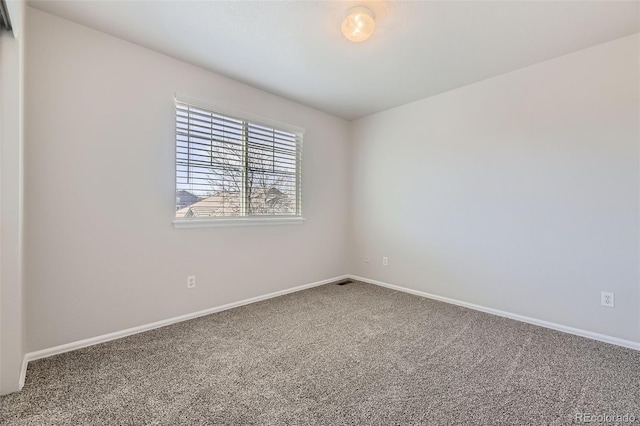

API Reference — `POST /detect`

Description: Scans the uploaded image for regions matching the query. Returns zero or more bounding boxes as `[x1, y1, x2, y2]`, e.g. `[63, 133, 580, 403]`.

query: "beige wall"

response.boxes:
[25, 8, 350, 353]
[349, 34, 640, 343]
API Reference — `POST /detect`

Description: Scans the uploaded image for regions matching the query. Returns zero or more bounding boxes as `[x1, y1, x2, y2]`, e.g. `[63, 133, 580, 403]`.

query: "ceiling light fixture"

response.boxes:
[341, 6, 376, 43]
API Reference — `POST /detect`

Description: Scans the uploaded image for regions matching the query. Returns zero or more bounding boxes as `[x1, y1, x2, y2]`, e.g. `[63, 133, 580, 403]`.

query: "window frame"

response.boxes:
[173, 94, 305, 229]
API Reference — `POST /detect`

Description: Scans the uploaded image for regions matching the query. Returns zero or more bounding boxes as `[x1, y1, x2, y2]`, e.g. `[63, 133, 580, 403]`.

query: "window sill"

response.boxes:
[173, 217, 306, 229]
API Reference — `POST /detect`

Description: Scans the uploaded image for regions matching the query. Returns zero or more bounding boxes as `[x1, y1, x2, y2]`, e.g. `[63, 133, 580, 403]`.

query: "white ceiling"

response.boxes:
[29, 1, 639, 121]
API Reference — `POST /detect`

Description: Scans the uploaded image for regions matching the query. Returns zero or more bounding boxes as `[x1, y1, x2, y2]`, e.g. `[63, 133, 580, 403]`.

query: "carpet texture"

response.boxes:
[1, 281, 639, 425]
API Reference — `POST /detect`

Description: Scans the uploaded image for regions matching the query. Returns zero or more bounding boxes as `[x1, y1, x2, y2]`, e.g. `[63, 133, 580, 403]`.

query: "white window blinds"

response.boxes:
[175, 100, 302, 220]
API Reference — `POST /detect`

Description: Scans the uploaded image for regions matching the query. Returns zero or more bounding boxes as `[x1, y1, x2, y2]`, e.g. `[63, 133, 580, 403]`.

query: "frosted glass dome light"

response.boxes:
[341, 7, 376, 42]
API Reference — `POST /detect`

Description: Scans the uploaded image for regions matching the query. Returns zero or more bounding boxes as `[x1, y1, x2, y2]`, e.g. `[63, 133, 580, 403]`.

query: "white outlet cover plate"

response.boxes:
[601, 291, 614, 307]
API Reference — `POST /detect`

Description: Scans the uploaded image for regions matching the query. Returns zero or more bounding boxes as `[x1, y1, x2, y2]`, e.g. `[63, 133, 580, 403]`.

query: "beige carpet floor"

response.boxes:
[1, 281, 639, 425]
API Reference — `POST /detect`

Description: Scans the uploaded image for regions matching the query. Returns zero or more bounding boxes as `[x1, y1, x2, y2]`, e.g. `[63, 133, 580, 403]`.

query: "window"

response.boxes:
[174, 96, 303, 227]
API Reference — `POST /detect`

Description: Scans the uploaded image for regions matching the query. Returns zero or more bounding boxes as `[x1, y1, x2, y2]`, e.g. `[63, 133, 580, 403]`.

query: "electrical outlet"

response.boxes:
[187, 276, 196, 289]
[364, 257, 370, 264]
[601, 291, 614, 307]
[382, 256, 388, 266]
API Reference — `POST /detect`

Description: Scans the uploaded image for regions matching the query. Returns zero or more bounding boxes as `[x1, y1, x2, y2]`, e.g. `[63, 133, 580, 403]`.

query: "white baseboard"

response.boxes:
[21, 275, 348, 385]
[19, 273, 639, 389]
[350, 275, 640, 351]
[18, 356, 28, 390]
